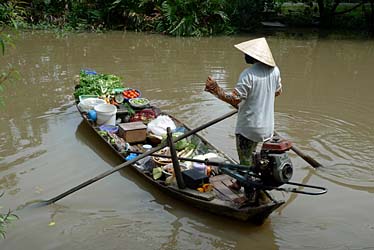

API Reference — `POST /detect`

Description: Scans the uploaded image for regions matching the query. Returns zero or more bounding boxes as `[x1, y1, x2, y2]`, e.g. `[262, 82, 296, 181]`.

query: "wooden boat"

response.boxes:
[75, 98, 284, 225]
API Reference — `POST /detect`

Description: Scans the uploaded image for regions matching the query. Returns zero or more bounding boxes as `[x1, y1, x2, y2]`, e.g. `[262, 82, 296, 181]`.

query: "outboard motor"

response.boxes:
[218, 135, 327, 198]
[252, 136, 293, 187]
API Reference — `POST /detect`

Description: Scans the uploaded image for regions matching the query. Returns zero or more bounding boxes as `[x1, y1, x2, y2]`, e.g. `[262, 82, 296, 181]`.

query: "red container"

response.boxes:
[262, 137, 292, 152]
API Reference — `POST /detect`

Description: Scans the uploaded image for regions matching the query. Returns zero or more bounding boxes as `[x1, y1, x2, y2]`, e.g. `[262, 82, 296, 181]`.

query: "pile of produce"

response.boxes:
[74, 70, 123, 99]
[123, 89, 141, 99]
[74, 70, 150, 113]
[73, 69, 220, 192]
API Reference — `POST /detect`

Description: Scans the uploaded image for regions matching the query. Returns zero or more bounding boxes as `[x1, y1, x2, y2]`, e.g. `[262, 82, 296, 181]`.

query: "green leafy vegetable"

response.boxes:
[74, 70, 124, 98]
[123, 103, 135, 116]
[130, 98, 149, 105]
[162, 132, 190, 150]
[153, 167, 163, 180]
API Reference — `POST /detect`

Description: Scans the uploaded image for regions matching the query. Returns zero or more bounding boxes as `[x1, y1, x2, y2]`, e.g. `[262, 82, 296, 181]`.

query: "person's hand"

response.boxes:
[205, 76, 218, 94]
[275, 87, 282, 97]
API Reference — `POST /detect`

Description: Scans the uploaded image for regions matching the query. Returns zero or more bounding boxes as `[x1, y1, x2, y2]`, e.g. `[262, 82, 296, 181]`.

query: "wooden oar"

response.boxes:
[41, 109, 238, 205]
[274, 131, 323, 168]
[127, 150, 251, 170]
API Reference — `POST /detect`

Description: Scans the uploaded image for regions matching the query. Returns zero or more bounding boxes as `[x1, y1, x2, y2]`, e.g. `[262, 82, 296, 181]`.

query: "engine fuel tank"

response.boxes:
[262, 136, 292, 152]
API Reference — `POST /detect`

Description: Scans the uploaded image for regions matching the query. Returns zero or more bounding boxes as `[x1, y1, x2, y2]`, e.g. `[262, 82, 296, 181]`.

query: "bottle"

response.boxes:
[136, 144, 153, 169]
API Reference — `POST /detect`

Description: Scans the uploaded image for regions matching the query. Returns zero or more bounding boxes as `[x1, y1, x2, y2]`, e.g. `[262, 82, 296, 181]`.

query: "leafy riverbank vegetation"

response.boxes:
[0, 194, 18, 238]
[0, 0, 374, 36]
[0, 2, 19, 237]
[0, 14, 19, 239]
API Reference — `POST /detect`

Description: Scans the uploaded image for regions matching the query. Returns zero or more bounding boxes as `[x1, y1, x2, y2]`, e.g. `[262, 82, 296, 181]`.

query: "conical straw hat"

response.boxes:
[234, 37, 276, 67]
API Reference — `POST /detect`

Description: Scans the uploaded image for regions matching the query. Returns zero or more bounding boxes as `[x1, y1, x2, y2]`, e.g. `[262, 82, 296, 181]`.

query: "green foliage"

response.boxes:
[0, 14, 20, 105]
[156, 0, 233, 36]
[226, 0, 275, 31]
[0, 0, 26, 28]
[26, 0, 158, 31]
[0, 35, 12, 105]
[110, 0, 164, 31]
[332, 3, 370, 30]
[0, 211, 18, 238]
[0, 31, 15, 56]
[0, 194, 18, 238]
[26, 0, 104, 30]
[281, 2, 318, 27]
[0, 18, 13, 104]
[278, 1, 373, 31]
[1, 0, 372, 36]
[0, 8, 20, 235]
[74, 70, 124, 98]
[0, 36, 4, 55]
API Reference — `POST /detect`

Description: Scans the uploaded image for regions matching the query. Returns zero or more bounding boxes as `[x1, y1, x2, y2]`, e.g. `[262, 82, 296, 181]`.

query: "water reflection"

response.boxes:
[0, 172, 19, 194]
[275, 167, 314, 215]
[0, 114, 46, 158]
[74, 120, 121, 167]
[276, 109, 374, 187]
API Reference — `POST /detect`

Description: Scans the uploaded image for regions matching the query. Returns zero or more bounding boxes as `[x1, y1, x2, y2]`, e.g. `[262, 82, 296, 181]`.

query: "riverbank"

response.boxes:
[1, 1, 373, 36]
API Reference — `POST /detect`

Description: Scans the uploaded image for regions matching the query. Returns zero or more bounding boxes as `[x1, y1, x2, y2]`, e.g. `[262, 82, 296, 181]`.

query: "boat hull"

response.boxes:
[77, 105, 284, 224]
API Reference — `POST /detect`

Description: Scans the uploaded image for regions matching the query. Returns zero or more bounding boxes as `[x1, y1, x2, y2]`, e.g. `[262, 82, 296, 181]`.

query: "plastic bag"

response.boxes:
[147, 115, 176, 137]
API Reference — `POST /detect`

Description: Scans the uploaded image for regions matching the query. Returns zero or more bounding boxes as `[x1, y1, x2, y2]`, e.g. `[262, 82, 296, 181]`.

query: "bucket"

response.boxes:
[79, 98, 106, 112]
[94, 103, 117, 126]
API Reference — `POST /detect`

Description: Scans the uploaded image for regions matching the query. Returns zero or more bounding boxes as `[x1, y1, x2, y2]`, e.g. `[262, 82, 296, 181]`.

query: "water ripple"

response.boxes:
[277, 108, 374, 188]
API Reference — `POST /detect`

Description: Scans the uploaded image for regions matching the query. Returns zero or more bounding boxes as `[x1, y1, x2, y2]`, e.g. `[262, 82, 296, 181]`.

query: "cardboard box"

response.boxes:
[118, 121, 147, 143]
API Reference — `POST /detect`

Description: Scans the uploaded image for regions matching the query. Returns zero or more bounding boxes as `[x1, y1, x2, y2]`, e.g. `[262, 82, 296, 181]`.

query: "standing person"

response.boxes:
[205, 37, 282, 196]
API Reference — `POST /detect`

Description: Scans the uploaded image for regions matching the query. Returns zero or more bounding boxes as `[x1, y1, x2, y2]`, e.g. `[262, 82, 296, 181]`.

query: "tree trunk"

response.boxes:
[317, 0, 341, 27]
[317, 0, 330, 27]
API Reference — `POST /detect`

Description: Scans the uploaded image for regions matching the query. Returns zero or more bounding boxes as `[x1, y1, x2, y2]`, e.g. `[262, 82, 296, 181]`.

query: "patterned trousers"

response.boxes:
[235, 134, 258, 167]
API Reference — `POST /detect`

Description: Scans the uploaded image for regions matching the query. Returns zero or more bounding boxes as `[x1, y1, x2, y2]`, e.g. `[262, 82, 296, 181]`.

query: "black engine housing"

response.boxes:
[252, 151, 293, 187]
[249, 136, 294, 188]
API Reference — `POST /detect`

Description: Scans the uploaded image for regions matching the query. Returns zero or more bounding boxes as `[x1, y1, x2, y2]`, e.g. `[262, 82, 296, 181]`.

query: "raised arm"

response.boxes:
[205, 76, 241, 109]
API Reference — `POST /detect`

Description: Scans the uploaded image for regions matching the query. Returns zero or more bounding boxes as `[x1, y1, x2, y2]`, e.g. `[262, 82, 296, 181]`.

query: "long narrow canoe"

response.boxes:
[76, 102, 284, 225]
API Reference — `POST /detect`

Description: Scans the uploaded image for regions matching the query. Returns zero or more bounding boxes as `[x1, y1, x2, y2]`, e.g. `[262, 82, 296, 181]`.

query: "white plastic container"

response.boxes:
[94, 103, 117, 126]
[79, 98, 106, 112]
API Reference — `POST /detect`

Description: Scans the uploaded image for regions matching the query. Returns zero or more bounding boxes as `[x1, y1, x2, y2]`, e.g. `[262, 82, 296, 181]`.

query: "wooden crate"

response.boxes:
[118, 121, 147, 143]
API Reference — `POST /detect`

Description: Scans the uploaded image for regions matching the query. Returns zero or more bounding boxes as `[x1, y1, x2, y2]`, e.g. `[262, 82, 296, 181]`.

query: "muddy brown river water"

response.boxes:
[0, 30, 374, 250]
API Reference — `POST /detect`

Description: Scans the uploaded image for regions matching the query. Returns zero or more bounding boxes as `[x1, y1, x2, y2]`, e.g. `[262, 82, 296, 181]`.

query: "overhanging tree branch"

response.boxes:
[334, 2, 364, 16]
